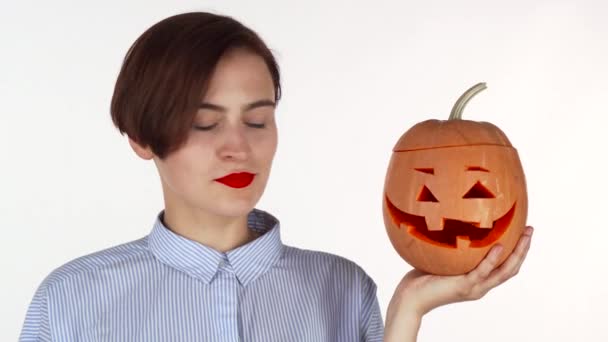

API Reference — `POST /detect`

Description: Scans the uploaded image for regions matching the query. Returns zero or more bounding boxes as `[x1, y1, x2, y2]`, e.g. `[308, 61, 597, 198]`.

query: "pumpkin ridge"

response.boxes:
[394, 143, 518, 152]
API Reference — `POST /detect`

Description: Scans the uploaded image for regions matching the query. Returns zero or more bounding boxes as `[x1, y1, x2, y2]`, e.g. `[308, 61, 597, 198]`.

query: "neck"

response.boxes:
[161, 205, 259, 253]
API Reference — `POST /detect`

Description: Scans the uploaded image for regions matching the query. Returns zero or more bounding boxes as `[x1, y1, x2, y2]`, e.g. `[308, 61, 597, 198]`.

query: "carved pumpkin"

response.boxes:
[382, 83, 528, 275]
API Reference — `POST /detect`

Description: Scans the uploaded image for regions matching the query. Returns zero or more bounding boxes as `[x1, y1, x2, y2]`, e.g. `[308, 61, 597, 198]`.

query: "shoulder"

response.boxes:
[282, 245, 365, 271]
[280, 245, 377, 290]
[36, 236, 151, 291]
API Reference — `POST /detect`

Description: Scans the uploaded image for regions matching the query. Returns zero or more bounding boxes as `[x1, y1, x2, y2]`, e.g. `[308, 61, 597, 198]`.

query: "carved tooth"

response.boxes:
[457, 236, 471, 249]
[400, 222, 415, 233]
[479, 216, 493, 229]
[425, 216, 444, 231]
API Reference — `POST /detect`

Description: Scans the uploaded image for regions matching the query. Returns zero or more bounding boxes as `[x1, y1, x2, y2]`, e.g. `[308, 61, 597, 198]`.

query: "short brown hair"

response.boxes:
[110, 12, 282, 160]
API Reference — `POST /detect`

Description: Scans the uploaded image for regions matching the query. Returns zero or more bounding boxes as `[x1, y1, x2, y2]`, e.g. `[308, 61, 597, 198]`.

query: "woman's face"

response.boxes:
[132, 48, 278, 219]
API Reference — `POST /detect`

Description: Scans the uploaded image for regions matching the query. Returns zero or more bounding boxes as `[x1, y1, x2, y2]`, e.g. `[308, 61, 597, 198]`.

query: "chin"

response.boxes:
[212, 198, 259, 218]
[204, 180, 266, 217]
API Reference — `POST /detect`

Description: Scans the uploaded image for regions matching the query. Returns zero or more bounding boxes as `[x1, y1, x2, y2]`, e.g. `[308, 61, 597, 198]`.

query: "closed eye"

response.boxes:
[193, 124, 217, 131]
[193, 123, 266, 131]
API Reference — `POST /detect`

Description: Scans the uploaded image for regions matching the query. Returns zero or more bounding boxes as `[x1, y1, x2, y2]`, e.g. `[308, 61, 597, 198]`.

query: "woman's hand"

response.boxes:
[384, 226, 534, 342]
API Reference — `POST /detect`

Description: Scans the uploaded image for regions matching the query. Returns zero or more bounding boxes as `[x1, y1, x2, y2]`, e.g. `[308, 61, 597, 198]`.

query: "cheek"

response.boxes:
[265, 136, 278, 159]
[251, 130, 278, 162]
[161, 149, 213, 190]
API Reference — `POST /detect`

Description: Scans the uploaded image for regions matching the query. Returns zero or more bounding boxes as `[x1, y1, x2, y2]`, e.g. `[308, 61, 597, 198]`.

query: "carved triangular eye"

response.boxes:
[417, 185, 438, 202]
[463, 181, 495, 199]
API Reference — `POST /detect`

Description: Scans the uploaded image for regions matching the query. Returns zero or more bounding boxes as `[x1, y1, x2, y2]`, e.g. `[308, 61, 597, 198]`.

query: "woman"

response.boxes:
[19, 12, 533, 341]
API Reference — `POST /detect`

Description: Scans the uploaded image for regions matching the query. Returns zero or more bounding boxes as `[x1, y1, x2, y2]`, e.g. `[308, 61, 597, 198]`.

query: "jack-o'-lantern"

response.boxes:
[382, 83, 527, 275]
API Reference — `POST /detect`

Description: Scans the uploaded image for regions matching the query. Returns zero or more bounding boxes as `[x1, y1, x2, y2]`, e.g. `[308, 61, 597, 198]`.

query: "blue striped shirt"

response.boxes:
[20, 208, 384, 341]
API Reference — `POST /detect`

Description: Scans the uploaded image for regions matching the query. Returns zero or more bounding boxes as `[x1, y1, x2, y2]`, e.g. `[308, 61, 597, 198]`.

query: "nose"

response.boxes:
[217, 125, 250, 161]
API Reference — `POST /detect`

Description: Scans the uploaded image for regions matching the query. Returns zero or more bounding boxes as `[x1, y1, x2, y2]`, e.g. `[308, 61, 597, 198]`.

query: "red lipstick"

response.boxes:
[214, 172, 255, 188]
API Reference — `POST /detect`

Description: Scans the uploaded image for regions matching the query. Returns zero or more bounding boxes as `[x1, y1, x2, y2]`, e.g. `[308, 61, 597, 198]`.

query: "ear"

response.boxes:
[128, 137, 155, 160]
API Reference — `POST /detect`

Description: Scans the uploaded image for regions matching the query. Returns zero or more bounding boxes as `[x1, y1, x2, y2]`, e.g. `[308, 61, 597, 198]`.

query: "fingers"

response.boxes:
[467, 244, 503, 284]
[462, 226, 533, 300]
[483, 226, 533, 288]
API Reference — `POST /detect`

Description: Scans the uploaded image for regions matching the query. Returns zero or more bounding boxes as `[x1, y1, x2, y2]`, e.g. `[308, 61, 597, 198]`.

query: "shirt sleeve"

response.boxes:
[360, 273, 384, 342]
[19, 281, 52, 342]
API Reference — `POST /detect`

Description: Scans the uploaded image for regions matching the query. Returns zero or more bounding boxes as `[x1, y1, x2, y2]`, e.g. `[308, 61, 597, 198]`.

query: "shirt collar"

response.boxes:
[148, 208, 283, 286]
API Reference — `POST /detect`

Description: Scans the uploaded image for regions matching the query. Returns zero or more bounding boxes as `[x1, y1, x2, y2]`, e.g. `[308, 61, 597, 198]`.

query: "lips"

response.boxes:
[385, 194, 516, 249]
[215, 172, 255, 188]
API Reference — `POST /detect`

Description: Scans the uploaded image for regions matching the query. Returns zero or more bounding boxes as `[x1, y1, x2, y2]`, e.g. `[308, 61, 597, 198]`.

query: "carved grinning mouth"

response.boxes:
[385, 195, 516, 248]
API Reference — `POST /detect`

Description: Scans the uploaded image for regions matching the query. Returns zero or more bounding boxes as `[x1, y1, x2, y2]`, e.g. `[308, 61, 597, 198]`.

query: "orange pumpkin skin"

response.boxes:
[382, 85, 528, 275]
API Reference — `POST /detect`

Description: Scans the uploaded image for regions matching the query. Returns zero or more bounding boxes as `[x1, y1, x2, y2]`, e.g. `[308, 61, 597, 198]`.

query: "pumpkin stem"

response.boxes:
[449, 82, 487, 120]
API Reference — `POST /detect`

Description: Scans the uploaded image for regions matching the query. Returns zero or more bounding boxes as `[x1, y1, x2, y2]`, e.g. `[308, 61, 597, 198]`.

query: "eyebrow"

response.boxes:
[466, 166, 490, 172]
[199, 99, 276, 113]
[415, 168, 434, 175]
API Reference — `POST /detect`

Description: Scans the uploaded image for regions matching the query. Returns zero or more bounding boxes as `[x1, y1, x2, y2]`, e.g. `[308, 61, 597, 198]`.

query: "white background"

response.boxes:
[2, 0, 607, 341]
